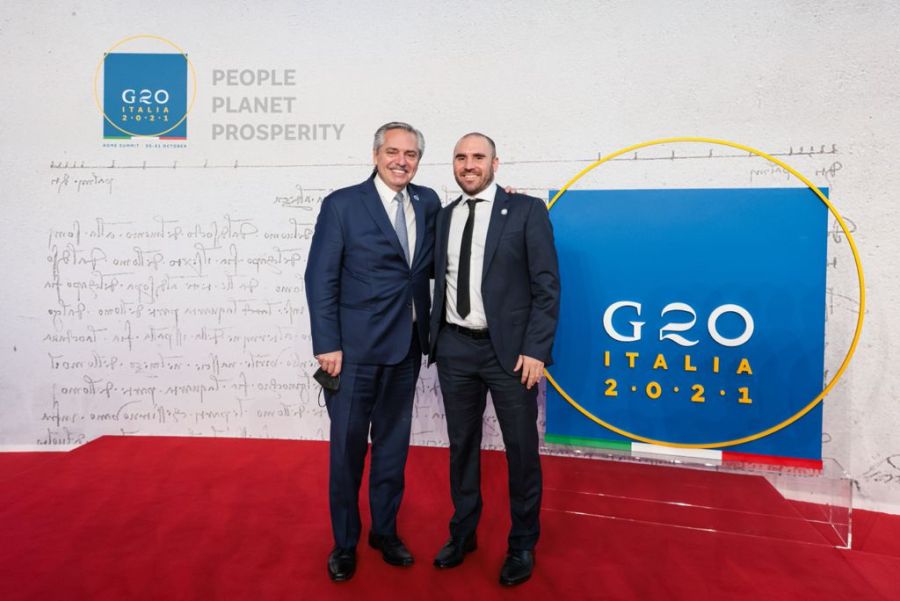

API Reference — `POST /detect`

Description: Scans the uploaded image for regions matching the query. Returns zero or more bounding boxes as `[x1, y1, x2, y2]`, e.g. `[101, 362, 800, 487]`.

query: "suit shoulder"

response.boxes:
[326, 181, 369, 198]
[505, 193, 550, 220]
[321, 180, 372, 208]
[506, 192, 547, 208]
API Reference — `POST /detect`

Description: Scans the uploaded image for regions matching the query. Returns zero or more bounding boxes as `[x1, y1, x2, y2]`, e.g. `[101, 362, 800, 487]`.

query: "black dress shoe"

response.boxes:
[499, 548, 534, 586]
[433, 534, 477, 568]
[327, 547, 356, 582]
[368, 532, 414, 566]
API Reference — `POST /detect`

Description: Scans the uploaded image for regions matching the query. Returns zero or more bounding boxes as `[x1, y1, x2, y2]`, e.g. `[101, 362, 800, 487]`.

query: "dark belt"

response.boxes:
[445, 322, 490, 339]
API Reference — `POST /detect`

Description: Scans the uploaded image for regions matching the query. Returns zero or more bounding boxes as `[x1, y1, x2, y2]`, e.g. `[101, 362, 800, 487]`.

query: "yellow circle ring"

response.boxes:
[544, 136, 865, 449]
[93, 34, 198, 138]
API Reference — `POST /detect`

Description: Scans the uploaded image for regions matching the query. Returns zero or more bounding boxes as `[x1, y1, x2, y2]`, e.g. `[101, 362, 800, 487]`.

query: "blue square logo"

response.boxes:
[103, 53, 187, 139]
[545, 188, 828, 461]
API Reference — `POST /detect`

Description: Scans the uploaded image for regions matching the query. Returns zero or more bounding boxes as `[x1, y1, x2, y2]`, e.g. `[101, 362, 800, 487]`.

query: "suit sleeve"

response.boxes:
[426, 195, 441, 279]
[304, 196, 344, 355]
[521, 197, 561, 364]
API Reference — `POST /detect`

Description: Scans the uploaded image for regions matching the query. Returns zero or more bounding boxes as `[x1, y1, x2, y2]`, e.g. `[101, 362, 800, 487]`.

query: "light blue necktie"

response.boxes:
[393, 192, 411, 265]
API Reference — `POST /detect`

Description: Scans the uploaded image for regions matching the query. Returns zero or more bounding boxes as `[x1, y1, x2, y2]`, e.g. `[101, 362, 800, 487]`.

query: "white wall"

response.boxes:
[1, 1, 898, 513]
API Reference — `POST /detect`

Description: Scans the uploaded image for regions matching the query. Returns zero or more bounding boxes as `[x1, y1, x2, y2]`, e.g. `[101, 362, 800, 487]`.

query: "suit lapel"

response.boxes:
[361, 177, 407, 264]
[409, 185, 425, 269]
[482, 185, 508, 276]
[439, 197, 463, 279]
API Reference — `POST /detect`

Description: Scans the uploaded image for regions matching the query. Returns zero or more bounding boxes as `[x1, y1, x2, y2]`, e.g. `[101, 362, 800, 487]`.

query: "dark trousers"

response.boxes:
[324, 331, 421, 550]
[435, 326, 542, 551]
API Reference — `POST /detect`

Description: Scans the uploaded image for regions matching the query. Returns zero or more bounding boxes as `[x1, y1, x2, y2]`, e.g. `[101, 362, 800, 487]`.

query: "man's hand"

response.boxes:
[514, 354, 544, 390]
[316, 350, 343, 377]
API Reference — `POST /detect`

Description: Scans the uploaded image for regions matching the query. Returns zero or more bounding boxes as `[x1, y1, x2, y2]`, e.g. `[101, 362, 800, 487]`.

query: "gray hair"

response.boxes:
[373, 121, 425, 157]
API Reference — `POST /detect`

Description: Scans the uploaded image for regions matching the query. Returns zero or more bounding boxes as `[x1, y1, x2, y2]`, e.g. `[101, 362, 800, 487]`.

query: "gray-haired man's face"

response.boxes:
[373, 129, 421, 192]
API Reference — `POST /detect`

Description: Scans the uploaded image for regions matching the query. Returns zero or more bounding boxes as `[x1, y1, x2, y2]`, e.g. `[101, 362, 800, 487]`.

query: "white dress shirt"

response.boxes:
[374, 174, 417, 321]
[445, 182, 496, 329]
[374, 174, 416, 263]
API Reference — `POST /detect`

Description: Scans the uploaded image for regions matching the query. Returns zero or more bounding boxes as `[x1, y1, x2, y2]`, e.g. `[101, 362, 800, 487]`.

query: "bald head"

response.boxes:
[456, 132, 497, 159]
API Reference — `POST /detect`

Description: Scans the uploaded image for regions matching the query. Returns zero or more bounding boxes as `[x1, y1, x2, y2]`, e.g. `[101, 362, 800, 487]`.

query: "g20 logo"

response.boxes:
[117, 87, 173, 127]
[543, 158, 858, 459]
[600, 300, 756, 406]
[95, 35, 197, 140]
[121, 88, 170, 105]
[603, 301, 754, 347]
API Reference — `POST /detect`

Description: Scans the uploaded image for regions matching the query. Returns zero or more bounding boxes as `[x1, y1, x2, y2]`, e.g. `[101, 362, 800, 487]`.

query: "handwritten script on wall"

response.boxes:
[36, 182, 503, 449]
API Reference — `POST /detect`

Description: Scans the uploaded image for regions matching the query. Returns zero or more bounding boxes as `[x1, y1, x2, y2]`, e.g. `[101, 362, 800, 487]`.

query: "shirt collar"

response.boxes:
[464, 181, 496, 204]
[374, 173, 407, 204]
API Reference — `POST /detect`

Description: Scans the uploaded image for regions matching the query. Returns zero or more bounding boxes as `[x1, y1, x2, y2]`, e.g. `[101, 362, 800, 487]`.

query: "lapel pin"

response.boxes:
[501, 208, 508, 215]
[412, 194, 419, 201]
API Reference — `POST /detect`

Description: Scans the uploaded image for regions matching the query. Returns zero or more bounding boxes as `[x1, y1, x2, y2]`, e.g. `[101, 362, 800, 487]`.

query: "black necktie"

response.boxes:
[457, 198, 482, 319]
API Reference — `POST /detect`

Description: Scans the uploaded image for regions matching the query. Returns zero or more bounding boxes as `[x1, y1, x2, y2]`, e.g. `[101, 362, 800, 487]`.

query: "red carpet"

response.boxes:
[1, 436, 897, 600]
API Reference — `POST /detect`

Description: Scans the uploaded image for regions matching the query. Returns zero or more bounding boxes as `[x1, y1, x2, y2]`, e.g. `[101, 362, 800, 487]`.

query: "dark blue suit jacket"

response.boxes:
[429, 186, 560, 375]
[305, 175, 441, 364]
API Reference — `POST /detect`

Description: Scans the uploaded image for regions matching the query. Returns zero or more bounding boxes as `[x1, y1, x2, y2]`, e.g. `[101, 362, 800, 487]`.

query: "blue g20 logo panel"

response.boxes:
[545, 188, 827, 460]
[103, 53, 187, 139]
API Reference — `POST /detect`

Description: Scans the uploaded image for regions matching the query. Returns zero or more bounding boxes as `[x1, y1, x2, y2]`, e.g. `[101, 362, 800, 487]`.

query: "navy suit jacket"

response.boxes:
[305, 175, 441, 364]
[429, 185, 560, 375]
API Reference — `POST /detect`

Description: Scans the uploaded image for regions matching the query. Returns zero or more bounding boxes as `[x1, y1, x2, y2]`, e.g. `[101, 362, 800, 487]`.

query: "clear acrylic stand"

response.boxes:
[540, 439, 852, 549]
